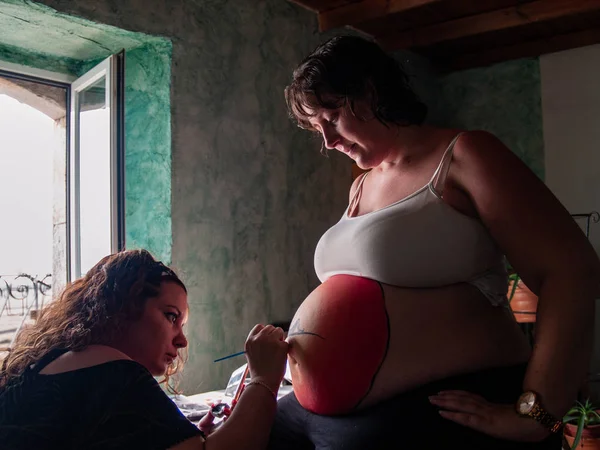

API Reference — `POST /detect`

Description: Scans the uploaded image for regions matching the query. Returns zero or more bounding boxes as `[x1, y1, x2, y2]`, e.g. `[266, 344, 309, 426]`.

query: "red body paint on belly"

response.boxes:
[288, 275, 389, 415]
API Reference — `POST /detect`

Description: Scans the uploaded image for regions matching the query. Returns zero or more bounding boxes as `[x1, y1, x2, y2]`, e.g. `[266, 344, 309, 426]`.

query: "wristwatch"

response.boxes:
[515, 391, 563, 433]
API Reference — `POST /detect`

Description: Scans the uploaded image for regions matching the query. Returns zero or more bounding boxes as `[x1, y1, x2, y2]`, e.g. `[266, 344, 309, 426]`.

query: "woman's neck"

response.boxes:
[379, 124, 439, 169]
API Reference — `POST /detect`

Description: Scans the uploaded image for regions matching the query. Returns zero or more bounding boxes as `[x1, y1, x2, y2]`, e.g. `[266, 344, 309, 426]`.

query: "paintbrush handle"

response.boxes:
[233, 365, 251, 404]
[213, 350, 246, 362]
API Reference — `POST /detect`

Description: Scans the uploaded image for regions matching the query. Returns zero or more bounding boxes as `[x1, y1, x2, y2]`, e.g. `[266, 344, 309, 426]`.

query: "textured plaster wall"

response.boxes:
[434, 58, 544, 180]
[541, 44, 600, 253]
[166, 3, 350, 392]
[384, 52, 544, 179]
[122, 42, 173, 262]
[0, 42, 83, 74]
[0, 0, 164, 61]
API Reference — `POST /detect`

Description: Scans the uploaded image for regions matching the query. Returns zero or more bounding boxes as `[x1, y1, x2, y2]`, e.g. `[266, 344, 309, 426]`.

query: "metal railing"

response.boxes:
[0, 274, 52, 348]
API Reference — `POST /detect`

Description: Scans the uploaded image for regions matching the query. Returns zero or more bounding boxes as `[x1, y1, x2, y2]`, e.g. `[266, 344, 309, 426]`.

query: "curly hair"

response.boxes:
[0, 249, 187, 391]
[285, 35, 428, 152]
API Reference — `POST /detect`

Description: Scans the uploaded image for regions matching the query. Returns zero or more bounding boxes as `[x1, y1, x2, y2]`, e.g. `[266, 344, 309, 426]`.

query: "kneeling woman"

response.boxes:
[0, 249, 288, 450]
[269, 35, 600, 449]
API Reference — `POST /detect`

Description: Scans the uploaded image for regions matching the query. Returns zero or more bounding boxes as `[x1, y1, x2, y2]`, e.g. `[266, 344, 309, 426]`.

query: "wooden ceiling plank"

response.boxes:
[288, 0, 357, 14]
[287, 0, 320, 13]
[380, 0, 600, 50]
[445, 27, 600, 71]
[318, 0, 443, 32]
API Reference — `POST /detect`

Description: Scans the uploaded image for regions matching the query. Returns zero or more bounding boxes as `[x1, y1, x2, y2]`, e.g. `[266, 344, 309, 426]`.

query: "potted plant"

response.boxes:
[506, 268, 538, 323]
[563, 398, 600, 449]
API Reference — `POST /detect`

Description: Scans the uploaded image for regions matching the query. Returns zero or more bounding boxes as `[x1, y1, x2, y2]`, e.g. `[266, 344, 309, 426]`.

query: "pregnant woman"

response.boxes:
[268, 35, 600, 449]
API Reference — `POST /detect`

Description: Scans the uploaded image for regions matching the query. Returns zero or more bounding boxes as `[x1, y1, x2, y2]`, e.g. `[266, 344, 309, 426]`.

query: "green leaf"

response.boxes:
[507, 275, 519, 302]
[589, 410, 600, 424]
[565, 405, 585, 419]
[564, 415, 580, 424]
[571, 414, 586, 449]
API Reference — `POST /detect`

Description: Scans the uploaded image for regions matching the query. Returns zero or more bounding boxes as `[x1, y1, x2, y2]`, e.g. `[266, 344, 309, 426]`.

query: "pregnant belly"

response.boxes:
[287, 275, 389, 415]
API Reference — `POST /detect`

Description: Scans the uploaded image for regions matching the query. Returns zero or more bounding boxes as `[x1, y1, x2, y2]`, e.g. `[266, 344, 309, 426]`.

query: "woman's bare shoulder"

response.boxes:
[39, 345, 131, 375]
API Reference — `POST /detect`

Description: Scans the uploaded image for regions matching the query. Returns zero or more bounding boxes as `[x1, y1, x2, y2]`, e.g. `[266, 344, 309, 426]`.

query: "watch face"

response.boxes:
[518, 392, 536, 414]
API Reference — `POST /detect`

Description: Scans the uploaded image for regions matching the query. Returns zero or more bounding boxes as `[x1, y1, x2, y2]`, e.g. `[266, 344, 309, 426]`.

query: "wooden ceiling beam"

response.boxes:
[287, 0, 320, 13]
[288, 0, 352, 14]
[380, 0, 600, 50]
[443, 27, 600, 72]
[318, 0, 442, 32]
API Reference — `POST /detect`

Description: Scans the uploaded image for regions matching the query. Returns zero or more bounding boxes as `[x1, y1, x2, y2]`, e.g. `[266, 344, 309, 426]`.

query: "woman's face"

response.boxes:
[307, 101, 398, 169]
[117, 281, 189, 376]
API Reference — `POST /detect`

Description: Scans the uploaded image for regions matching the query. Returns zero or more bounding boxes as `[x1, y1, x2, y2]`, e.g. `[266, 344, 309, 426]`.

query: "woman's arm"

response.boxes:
[171, 383, 278, 450]
[173, 324, 288, 450]
[452, 130, 599, 418]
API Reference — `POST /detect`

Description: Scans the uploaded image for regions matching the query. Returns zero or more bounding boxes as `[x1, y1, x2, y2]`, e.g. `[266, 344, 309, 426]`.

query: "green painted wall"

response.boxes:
[434, 58, 544, 179]
[0, 42, 83, 74]
[122, 42, 173, 263]
[0, 0, 174, 263]
[0, 0, 164, 60]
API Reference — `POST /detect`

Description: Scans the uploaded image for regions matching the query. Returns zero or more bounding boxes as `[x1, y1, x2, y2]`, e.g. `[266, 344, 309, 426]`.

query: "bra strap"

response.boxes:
[28, 348, 69, 375]
[430, 132, 464, 195]
[348, 171, 369, 217]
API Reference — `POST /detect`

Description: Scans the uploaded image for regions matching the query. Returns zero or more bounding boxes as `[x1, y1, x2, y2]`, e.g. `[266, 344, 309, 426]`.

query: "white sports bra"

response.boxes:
[314, 134, 508, 306]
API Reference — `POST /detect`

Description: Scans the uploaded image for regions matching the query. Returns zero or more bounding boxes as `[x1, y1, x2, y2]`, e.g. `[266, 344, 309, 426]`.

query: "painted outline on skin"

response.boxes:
[287, 318, 325, 340]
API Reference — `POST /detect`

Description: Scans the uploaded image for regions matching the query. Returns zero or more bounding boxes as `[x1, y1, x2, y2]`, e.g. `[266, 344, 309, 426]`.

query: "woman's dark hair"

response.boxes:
[285, 35, 427, 132]
[0, 249, 187, 389]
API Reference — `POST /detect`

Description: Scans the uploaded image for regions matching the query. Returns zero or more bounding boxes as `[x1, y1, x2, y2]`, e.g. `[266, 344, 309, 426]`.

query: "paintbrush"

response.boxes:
[213, 350, 246, 363]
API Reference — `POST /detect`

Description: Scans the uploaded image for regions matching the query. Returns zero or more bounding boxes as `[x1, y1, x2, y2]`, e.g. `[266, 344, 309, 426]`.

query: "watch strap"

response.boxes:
[531, 403, 563, 433]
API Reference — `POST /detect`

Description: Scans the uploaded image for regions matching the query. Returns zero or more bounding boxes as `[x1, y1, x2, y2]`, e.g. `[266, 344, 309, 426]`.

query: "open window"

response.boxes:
[0, 52, 125, 348]
[0, 52, 125, 350]
[69, 52, 125, 280]
[0, 51, 125, 300]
